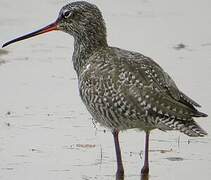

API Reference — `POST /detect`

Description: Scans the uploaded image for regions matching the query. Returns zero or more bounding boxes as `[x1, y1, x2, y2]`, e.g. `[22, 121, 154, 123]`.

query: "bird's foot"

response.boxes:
[116, 168, 124, 180]
[141, 165, 149, 175]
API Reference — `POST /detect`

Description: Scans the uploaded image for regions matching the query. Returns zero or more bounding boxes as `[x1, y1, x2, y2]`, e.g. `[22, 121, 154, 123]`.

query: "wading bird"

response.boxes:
[2, 1, 208, 178]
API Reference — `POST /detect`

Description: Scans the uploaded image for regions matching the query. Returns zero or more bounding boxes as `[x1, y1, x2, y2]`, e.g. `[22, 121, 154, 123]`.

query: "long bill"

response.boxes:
[2, 21, 59, 48]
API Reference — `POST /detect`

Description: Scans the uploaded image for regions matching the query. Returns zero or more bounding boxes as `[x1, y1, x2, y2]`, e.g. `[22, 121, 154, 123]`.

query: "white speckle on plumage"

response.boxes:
[153, 107, 157, 112]
[166, 106, 171, 110]
[145, 95, 149, 99]
[138, 97, 142, 102]
[146, 103, 151, 109]
[141, 100, 146, 106]
[165, 113, 169, 117]
[158, 110, 163, 115]
[172, 108, 177, 112]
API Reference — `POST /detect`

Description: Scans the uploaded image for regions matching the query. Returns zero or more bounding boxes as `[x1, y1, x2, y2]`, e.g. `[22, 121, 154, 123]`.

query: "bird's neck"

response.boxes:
[72, 32, 108, 76]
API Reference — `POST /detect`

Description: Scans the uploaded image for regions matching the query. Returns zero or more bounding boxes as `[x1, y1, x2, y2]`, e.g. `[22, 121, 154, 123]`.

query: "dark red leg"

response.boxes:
[112, 129, 124, 179]
[141, 131, 150, 175]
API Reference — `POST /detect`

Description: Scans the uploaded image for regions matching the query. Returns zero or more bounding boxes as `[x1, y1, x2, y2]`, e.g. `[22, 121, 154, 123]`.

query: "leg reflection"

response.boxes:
[141, 173, 149, 180]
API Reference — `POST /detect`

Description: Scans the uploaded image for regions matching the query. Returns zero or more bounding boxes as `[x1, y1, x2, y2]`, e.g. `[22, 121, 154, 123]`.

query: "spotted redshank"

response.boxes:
[2, 1, 208, 178]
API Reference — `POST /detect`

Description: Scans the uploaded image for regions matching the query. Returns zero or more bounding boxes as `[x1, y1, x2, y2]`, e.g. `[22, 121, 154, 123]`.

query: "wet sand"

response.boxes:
[0, 0, 211, 179]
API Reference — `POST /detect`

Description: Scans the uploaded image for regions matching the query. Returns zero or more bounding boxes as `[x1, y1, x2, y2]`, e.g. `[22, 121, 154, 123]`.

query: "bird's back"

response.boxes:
[78, 46, 207, 136]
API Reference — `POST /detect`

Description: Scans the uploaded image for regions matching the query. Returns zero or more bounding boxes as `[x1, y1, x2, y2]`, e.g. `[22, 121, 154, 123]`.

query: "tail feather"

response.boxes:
[179, 91, 201, 107]
[176, 120, 208, 137]
[195, 111, 208, 118]
[156, 116, 208, 137]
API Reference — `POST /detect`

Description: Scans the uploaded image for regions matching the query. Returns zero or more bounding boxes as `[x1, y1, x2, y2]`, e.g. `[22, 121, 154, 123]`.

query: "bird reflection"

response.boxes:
[116, 171, 124, 180]
[116, 174, 124, 180]
[115, 172, 149, 180]
[140, 174, 149, 180]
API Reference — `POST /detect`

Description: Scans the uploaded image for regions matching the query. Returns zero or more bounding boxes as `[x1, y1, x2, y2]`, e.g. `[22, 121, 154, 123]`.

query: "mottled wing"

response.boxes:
[136, 57, 201, 107]
[112, 49, 207, 136]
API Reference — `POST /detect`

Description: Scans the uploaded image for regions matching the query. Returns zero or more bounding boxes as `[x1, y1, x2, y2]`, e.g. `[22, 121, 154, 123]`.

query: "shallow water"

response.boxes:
[0, 0, 211, 180]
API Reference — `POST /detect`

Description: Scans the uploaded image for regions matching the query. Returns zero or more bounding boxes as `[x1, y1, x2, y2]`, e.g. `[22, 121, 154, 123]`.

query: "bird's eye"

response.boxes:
[63, 10, 72, 19]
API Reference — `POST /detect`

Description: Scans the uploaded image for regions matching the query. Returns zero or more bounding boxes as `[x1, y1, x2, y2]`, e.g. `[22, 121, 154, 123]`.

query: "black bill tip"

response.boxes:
[2, 42, 10, 48]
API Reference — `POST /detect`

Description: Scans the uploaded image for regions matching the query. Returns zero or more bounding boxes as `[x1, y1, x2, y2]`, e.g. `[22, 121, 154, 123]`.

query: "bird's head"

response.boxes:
[2, 1, 107, 48]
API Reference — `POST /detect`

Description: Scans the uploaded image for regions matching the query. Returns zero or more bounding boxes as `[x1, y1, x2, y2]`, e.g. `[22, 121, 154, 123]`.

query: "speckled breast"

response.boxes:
[77, 62, 155, 131]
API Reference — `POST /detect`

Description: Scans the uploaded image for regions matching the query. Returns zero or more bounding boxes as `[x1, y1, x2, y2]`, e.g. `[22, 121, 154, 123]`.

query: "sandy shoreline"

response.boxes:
[0, 0, 210, 179]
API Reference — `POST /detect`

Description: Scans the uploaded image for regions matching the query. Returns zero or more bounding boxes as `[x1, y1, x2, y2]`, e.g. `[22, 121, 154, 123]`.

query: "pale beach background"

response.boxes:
[0, 0, 211, 179]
